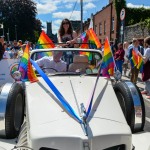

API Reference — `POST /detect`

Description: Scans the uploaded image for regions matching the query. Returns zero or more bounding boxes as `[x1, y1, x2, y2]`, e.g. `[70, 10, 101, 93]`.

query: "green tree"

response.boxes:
[126, 7, 150, 26]
[0, 0, 42, 42]
[145, 18, 150, 35]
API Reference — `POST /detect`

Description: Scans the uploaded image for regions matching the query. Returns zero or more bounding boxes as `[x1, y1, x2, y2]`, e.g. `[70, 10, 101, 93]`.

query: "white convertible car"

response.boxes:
[0, 48, 148, 150]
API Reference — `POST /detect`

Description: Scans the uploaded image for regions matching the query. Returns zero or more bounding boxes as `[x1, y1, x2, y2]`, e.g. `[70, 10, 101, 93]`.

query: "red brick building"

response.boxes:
[93, 0, 117, 44]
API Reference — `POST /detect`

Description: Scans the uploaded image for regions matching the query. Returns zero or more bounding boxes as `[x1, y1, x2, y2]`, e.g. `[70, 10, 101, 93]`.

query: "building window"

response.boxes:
[104, 21, 106, 35]
[111, 17, 114, 31]
[99, 23, 102, 35]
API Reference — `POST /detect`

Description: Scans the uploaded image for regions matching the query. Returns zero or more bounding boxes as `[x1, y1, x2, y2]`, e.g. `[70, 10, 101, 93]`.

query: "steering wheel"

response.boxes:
[42, 67, 58, 73]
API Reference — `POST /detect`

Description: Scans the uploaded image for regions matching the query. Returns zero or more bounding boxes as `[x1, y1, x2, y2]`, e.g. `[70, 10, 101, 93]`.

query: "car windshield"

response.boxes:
[31, 48, 102, 75]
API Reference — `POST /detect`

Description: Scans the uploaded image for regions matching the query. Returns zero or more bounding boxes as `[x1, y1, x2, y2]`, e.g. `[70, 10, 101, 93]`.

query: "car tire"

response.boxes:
[114, 81, 145, 133]
[0, 83, 25, 139]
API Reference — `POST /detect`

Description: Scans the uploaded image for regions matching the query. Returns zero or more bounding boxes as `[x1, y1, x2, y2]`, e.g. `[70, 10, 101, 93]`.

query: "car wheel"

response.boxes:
[0, 83, 25, 139]
[114, 81, 145, 133]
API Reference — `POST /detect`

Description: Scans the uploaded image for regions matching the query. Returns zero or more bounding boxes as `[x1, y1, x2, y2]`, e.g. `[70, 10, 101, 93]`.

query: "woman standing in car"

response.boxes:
[57, 18, 77, 48]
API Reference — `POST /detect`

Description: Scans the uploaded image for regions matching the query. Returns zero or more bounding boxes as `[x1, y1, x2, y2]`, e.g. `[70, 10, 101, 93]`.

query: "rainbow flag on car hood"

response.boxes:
[18, 44, 38, 82]
[101, 37, 115, 77]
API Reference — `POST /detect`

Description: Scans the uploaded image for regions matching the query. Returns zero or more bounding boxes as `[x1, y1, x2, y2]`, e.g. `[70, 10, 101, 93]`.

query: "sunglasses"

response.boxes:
[63, 22, 69, 25]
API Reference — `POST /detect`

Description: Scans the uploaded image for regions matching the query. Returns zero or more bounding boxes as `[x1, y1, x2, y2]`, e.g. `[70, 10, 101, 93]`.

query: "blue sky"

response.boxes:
[33, 0, 150, 34]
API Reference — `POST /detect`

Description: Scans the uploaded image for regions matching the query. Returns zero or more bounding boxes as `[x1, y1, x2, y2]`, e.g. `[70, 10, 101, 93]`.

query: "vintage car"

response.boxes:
[0, 48, 148, 150]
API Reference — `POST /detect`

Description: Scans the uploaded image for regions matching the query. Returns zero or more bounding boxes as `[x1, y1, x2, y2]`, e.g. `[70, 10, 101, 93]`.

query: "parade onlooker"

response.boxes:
[141, 36, 150, 99]
[0, 36, 5, 60]
[11, 40, 21, 58]
[123, 41, 129, 76]
[57, 18, 78, 48]
[3, 42, 10, 59]
[128, 38, 141, 84]
[114, 43, 125, 74]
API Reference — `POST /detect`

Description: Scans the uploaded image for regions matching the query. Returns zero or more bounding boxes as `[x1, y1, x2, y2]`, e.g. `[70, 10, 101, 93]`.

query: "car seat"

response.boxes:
[68, 55, 89, 73]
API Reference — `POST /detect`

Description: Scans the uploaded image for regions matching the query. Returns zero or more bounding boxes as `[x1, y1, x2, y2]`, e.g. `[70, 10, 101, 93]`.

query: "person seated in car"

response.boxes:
[35, 51, 67, 73]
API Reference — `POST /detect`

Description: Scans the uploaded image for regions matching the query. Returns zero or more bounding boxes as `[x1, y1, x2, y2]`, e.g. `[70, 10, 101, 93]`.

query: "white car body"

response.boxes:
[0, 48, 150, 150]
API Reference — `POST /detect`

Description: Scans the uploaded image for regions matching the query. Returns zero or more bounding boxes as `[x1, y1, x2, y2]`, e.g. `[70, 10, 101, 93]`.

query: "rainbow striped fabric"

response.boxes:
[137, 54, 143, 72]
[18, 44, 38, 82]
[130, 50, 143, 72]
[36, 30, 55, 58]
[79, 51, 92, 60]
[130, 50, 138, 68]
[101, 37, 114, 77]
[37, 30, 55, 48]
[80, 28, 101, 49]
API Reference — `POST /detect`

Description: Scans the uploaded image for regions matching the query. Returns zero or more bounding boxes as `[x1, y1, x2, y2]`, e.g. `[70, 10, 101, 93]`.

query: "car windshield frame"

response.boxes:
[30, 48, 103, 76]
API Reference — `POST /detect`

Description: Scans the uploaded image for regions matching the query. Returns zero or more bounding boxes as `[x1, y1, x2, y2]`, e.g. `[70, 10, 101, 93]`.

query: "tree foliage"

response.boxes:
[145, 18, 150, 35]
[0, 0, 42, 42]
[125, 7, 150, 26]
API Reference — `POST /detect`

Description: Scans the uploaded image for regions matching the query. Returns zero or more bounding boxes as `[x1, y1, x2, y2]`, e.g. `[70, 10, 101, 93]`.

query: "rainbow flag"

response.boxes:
[130, 50, 138, 68]
[101, 37, 114, 77]
[79, 51, 92, 60]
[80, 32, 89, 49]
[37, 30, 55, 58]
[80, 28, 101, 49]
[137, 54, 143, 72]
[37, 30, 55, 48]
[18, 44, 38, 82]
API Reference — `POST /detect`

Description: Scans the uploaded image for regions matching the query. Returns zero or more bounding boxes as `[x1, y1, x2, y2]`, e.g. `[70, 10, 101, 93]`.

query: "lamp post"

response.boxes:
[80, 0, 83, 33]
[15, 25, 17, 41]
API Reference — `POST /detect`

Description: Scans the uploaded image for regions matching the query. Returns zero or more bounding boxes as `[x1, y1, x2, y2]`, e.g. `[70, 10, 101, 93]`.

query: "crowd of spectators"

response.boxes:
[0, 37, 34, 59]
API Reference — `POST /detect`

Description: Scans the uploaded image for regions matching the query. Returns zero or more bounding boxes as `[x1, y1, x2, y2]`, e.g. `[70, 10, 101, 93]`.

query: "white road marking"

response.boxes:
[146, 117, 150, 123]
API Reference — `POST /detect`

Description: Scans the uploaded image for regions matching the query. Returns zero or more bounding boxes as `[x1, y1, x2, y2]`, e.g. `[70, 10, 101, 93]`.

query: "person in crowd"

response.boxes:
[123, 41, 129, 76]
[114, 43, 125, 74]
[11, 40, 21, 58]
[35, 51, 67, 73]
[3, 42, 10, 59]
[0, 36, 5, 60]
[139, 41, 144, 56]
[112, 38, 118, 54]
[57, 18, 78, 48]
[18, 40, 23, 47]
[128, 38, 142, 84]
[141, 36, 150, 99]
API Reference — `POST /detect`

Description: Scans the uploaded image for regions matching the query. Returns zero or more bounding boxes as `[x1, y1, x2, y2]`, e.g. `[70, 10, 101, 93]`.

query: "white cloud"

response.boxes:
[53, 11, 81, 20]
[37, 2, 57, 14]
[84, 2, 96, 10]
[127, 3, 150, 9]
[65, 3, 73, 9]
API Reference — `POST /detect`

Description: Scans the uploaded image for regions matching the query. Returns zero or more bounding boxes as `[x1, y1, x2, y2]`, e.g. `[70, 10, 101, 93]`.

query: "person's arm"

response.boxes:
[143, 49, 150, 64]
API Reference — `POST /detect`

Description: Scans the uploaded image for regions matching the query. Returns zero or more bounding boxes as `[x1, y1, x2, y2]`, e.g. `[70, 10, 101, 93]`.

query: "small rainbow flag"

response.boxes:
[80, 32, 89, 49]
[137, 54, 143, 72]
[79, 51, 92, 60]
[80, 28, 101, 49]
[130, 50, 138, 68]
[18, 44, 38, 82]
[130, 50, 143, 72]
[37, 30, 55, 58]
[101, 37, 114, 77]
[37, 30, 55, 49]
